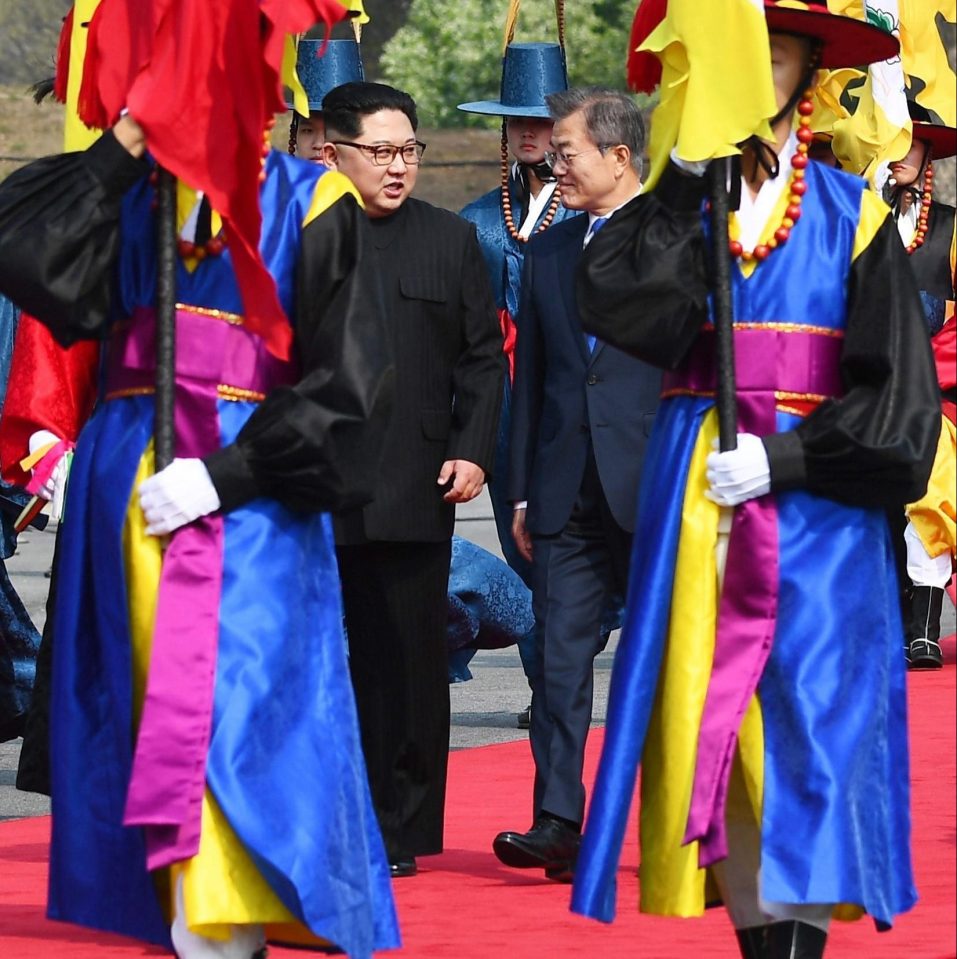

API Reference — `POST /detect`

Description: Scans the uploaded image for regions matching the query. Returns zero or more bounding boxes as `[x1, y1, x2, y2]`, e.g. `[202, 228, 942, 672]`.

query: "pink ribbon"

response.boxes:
[115, 307, 295, 869]
[24, 439, 75, 496]
[668, 325, 843, 868]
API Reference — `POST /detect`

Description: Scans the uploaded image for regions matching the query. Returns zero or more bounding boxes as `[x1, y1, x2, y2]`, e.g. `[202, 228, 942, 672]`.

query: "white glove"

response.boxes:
[138, 458, 221, 536]
[28, 429, 69, 504]
[705, 433, 771, 507]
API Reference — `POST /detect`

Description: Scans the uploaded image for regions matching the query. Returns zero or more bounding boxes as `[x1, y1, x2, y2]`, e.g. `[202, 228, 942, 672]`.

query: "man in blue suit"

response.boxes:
[493, 87, 661, 881]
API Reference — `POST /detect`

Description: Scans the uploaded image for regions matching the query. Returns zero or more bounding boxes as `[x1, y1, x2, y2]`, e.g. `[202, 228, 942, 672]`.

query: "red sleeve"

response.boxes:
[932, 312, 956, 393]
[0, 312, 99, 486]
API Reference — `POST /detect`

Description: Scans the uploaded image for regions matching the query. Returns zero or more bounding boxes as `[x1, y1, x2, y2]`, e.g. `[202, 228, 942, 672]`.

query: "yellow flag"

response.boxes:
[282, 35, 312, 119]
[64, 0, 102, 151]
[343, 0, 369, 25]
[640, 0, 776, 190]
[822, 0, 955, 180]
[900, 0, 956, 126]
[812, 1, 908, 181]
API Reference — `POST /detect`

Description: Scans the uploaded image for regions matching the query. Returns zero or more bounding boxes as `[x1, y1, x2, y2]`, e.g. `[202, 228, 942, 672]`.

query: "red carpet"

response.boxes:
[1, 666, 954, 958]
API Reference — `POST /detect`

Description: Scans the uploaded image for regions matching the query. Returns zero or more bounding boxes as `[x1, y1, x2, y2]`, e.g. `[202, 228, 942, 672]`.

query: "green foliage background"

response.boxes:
[380, 0, 636, 127]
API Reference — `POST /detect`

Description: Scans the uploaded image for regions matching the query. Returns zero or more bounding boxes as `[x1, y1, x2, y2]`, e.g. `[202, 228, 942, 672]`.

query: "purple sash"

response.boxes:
[114, 305, 296, 870]
[664, 325, 843, 868]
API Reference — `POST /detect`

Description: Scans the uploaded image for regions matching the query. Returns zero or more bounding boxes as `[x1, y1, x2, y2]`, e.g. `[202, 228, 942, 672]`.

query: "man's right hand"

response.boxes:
[113, 114, 146, 159]
[512, 507, 533, 563]
[28, 430, 66, 502]
[27, 429, 72, 520]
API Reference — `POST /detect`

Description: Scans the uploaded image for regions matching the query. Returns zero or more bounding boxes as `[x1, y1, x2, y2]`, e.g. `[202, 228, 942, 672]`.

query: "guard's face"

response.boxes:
[295, 114, 325, 162]
[549, 109, 620, 213]
[889, 140, 927, 188]
[769, 32, 814, 114]
[506, 116, 554, 166]
[325, 109, 418, 219]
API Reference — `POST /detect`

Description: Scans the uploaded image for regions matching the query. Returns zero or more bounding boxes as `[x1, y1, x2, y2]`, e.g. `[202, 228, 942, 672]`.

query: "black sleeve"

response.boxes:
[0, 132, 149, 343]
[576, 162, 711, 370]
[507, 249, 544, 504]
[444, 223, 505, 475]
[204, 192, 394, 514]
[762, 214, 940, 506]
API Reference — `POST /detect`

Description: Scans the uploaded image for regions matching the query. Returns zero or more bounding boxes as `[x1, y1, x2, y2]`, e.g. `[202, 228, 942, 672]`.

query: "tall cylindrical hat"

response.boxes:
[290, 39, 365, 116]
[458, 42, 568, 118]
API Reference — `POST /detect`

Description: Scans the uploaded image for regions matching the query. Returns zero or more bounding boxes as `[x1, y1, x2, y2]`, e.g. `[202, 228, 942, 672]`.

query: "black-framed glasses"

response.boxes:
[332, 140, 427, 166]
[544, 146, 609, 169]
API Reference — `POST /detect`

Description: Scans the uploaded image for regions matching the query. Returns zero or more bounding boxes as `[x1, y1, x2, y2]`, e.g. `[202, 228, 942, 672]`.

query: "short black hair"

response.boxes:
[322, 82, 418, 139]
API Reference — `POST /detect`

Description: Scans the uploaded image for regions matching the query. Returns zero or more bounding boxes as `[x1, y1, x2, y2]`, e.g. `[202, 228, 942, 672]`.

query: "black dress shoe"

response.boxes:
[543, 862, 574, 883]
[493, 815, 580, 877]
[517, 704, 531, 729]
[389, 858, 417, 878]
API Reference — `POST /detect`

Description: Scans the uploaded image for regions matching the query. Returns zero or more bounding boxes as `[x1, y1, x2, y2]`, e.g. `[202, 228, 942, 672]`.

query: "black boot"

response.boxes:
[735, 925, 769, 959]
[766, 920, 827, 959]
[907, 585, 945, 670]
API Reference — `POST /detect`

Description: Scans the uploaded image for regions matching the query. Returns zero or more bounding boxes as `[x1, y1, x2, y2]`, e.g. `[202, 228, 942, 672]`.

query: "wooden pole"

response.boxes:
[154, 166, 177, 471]
[709, 157, 737, 452]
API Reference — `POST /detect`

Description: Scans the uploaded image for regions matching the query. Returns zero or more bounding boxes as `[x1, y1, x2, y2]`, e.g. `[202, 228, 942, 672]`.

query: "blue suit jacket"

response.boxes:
[508, 213, 661, 536]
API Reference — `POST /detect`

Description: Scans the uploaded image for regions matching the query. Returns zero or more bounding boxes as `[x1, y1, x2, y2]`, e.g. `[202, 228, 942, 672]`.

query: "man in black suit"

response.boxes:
[321, 83, 504, 878]
[493, 87, 660, 880]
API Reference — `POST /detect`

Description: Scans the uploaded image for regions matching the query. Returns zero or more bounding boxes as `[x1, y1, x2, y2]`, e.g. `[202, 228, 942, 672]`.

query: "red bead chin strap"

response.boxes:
[153, 119, 278, 262]
[500, 124, 562, 243]
[905, 160, 934, 254]
[728, 89, 813, 266]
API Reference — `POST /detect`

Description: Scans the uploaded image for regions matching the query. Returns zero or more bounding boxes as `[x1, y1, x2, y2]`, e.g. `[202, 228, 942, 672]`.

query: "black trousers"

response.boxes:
[336, 539, 452, 861]
[529, 452, 632, 826]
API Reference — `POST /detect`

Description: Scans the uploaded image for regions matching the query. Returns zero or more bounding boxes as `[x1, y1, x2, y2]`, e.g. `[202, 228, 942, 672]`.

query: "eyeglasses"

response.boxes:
[544, 146, 608, 169]
[332, 140, 427, 166]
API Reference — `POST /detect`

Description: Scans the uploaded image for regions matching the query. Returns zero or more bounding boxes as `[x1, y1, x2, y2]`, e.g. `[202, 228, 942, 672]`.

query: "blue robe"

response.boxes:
[573, 163, 931, 930]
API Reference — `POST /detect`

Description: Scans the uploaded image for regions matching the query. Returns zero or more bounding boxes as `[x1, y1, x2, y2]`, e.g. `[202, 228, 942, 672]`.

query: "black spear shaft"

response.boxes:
[709, 156, 737, 452]
[154, 166, 176, 472]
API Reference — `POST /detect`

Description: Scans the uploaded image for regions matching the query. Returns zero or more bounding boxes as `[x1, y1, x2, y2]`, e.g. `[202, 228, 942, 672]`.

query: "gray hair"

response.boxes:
[546, 87, 645, 172]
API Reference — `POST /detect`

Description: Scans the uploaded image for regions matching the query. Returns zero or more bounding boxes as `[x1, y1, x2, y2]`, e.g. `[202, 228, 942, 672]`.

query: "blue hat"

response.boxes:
[458, 42, 568, 118]
[289, 39, 364, 115]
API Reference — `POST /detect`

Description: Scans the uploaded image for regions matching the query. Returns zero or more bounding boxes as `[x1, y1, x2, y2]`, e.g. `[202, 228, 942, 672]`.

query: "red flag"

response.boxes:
[77, 0, 348, 361]
[627, 0, 667, 93]
[52, 7, 74, 105]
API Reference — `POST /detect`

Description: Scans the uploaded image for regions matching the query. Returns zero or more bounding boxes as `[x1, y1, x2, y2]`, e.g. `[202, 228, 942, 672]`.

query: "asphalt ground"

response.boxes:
[1, 491, 953, 824]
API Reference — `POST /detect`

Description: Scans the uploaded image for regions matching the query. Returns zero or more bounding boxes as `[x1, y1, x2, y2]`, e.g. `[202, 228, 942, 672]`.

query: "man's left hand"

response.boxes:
[705, 433, 771, 506]
[437, 459, 485, 503]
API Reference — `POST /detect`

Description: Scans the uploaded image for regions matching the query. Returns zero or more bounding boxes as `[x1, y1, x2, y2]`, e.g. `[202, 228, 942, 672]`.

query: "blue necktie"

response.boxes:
[584, 216, 608, 353]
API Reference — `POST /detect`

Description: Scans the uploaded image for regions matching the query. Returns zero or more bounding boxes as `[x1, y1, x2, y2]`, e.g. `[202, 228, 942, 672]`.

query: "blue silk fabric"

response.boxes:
[573, 163, 916, 927]
[47, 154, 399, 956]
[461, 178, 579, 320]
